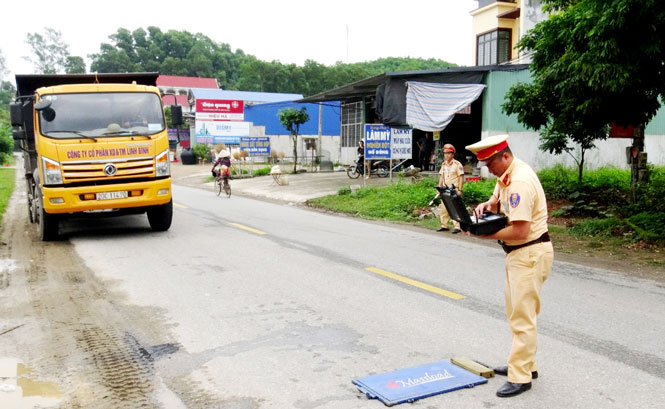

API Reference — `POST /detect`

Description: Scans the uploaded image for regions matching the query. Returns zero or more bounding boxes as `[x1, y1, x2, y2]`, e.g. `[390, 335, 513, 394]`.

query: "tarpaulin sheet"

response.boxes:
[375, 71, 483, 127]
[406, 82, 486, 132]
[352, 360, 487, 406]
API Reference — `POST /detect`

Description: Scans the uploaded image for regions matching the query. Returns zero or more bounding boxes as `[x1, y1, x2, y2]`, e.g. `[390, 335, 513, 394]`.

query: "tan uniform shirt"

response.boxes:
[493, 157, 548, 246]
[439, 159, 464, 189]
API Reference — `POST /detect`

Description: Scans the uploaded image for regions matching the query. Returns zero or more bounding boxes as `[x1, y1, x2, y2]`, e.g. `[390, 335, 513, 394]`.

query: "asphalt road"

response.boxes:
[1, 180, 665, 408]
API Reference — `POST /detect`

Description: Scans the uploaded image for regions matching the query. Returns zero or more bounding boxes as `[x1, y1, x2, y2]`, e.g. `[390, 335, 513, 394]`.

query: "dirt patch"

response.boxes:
[0, 165, 223, 408]
[547, 200, 665, 282]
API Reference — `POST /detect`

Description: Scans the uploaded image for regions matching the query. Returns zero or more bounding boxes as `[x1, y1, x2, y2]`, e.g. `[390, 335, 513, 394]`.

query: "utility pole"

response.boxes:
[317, 103, 322, 171]
[630, 124, 649, 202]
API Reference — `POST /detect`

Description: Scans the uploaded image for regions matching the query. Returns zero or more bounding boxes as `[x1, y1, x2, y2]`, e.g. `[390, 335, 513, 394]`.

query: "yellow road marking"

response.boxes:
[174, 202, 187, 209]
[365, 267, 465, 300]
[230, 223, 267, 235]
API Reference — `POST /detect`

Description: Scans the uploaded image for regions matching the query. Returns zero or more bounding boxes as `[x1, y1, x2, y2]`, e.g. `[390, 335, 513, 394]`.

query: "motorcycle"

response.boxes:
[347, 158, 390, 179]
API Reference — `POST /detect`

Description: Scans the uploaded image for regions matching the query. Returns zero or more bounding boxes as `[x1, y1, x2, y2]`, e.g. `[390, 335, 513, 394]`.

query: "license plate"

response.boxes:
[96, 191, 128, 200]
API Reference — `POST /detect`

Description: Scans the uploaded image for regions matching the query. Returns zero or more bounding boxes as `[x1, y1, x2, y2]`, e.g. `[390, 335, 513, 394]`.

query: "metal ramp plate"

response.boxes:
[352, 360, 488, 406]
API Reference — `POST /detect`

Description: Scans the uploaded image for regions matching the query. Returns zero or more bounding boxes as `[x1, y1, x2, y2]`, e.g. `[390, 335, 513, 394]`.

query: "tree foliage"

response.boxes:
[278, 108, 310, 173]
[0, 49, 7, 79]
[503, 0, 665, 181]
[24, 27, 85, 74]
[90, 27, 248, 87]
[89, 27, 456, 96]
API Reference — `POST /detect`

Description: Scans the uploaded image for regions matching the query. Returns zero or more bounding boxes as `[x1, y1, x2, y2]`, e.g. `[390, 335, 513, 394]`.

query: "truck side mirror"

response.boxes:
[12, 129, 26, 140]
[10, 104, 23, 126]
[171, 105, 183, 126]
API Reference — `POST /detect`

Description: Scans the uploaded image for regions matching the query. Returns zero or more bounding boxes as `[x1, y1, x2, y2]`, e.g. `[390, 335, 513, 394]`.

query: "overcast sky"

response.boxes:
[1, 0, 475, 84]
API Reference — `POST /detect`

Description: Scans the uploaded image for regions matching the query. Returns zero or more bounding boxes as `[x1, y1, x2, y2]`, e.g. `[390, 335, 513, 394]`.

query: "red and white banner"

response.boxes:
[195, 99, 244, 121]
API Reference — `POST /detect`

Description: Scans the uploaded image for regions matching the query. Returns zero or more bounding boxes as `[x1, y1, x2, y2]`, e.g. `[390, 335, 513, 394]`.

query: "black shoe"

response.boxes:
[436, 227, 449, 232]
[451, 228, 461, 234]
[494, 366, 538, 379]
[496, 381, 531, 397]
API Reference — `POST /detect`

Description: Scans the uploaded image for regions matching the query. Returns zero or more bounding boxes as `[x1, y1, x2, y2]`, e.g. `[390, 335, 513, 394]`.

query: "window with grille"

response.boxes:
[476, 29, 511, 65]
[341, 101, 363, 147]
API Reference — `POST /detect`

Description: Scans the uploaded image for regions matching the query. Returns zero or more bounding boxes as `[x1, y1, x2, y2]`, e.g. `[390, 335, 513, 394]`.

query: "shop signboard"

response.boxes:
[391, 127, 412, 159]
[240, 137, 271, 156]
[195, 99, 244, 121]
[365, 124, 391, 159]
[195, 121, 250, 145]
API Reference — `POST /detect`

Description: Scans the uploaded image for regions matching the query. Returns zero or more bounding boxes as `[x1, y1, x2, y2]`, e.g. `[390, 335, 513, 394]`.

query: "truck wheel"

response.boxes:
[27, 181, 35, 223]
[36, 190, 59, 241]
[147, 200, 173, 232]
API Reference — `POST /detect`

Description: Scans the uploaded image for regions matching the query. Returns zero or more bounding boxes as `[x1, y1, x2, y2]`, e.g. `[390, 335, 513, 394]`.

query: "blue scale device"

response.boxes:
[352, 360, 488, 406]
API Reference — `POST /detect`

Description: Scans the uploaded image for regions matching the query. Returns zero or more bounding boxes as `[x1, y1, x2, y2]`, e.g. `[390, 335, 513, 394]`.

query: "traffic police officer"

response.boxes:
[465, 134, 553, 398]
[437, 144, 464, 233]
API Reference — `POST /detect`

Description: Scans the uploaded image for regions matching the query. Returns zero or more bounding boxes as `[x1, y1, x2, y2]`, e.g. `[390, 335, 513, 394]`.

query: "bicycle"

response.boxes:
[215, 175, 231, 197]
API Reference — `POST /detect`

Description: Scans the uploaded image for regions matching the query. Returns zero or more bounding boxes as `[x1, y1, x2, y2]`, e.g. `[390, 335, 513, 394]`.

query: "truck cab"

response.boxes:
[10, 73, 182, 240]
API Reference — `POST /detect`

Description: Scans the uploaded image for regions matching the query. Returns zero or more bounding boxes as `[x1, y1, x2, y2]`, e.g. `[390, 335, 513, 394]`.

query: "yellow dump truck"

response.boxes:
[10, 73, 182, 240]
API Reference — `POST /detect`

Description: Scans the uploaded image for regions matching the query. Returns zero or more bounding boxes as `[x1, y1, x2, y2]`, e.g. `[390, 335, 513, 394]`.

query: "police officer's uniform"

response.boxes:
[438, 144, 464, 231]
[466, 135, 554, 391]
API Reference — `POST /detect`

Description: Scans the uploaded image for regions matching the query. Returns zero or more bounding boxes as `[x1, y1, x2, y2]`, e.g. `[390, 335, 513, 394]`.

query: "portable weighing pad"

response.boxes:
[352, 360, 488, 406]
[437, 186, 507, 235]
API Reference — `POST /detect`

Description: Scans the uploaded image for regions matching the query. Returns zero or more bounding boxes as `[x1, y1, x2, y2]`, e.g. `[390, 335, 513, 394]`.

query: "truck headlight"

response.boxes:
[42, 156, 63, 185]
[155, 149, 170, 177]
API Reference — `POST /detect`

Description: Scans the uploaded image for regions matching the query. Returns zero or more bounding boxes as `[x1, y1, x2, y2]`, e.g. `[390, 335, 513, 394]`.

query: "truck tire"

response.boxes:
[147, 200, 173, 232]
[36, 189, 59, 241]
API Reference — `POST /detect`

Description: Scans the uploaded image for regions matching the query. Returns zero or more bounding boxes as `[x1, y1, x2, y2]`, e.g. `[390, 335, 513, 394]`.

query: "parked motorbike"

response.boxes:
[347, 158, 390, 179]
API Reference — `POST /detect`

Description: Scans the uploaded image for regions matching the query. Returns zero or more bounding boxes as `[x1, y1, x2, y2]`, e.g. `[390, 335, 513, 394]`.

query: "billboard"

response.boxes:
[195, 121, 250, 145]
[195, 99, 244, 121]
[240, 137, 271, 156]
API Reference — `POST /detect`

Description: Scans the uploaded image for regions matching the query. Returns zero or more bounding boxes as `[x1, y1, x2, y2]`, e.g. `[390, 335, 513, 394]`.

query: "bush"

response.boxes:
[626, 211, 665, 242]
[192, 144, 211, 162]
[0, 125, 13, 165]
[461, 179, 495, 206]
[630, 166, 665, 214]
[538, 164, 574, 200]
[569, 217, 628, 238]
[252, 167, 272, 177]
[337, 186, 351, 195]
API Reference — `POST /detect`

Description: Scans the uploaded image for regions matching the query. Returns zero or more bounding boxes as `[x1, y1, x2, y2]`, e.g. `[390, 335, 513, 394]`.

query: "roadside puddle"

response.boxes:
[0, 357, 61, 408]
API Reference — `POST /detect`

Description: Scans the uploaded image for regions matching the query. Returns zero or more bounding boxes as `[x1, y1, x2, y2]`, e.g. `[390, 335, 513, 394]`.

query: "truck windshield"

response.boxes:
[38, 92, 165, 138]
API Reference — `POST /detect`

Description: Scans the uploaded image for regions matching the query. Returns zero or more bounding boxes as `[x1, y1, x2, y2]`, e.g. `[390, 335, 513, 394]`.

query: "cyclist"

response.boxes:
[212, 150, 232, 182]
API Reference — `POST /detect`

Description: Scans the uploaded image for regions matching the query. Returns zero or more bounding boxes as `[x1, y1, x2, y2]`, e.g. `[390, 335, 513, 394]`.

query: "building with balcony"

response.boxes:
[471, 0, 546, 65]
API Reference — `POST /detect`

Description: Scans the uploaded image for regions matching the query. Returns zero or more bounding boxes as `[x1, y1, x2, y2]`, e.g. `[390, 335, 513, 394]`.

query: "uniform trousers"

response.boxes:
[439, 203, 460, 230]
[504, 241, 554, 383]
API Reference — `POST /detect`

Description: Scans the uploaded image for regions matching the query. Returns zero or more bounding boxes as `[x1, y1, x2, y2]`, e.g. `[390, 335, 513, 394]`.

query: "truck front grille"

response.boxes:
[61, 157, 154, 182]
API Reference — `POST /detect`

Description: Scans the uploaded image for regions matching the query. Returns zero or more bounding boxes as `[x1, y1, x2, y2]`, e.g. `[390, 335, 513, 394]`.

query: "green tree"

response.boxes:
[278, 107, 310, 173]
[90, 27, 249, 89]
[503, 0, 665, 184]
[24, 27, 83, 74]
[0, 48, 7, 79]
[65, 56, 86, 74]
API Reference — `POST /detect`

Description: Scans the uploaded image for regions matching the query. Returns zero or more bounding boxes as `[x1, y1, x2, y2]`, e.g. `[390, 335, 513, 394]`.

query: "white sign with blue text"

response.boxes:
[391, 127, 413, 159]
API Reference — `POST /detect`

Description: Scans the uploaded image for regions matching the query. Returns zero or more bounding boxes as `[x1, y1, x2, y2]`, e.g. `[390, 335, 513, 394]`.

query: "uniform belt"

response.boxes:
[499, 232, 550, 254]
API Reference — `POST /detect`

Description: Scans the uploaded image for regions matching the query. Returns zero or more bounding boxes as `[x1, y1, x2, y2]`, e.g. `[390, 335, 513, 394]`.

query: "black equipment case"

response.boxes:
[437, 186, 507, 235]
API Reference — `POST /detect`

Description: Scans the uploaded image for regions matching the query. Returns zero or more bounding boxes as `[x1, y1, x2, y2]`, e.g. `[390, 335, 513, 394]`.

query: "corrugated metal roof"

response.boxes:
[157, 75, 218, 88]
[298, 64, 529, 103]
[188, 88, 303, 105]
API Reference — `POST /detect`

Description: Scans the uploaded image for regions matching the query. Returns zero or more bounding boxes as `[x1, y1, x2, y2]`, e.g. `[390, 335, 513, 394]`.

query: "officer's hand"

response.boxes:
[474, 201, 491, 219]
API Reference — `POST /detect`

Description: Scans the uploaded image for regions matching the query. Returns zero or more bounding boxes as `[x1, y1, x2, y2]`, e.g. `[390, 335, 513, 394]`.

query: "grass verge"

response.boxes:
[0, 167, 16, 227]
